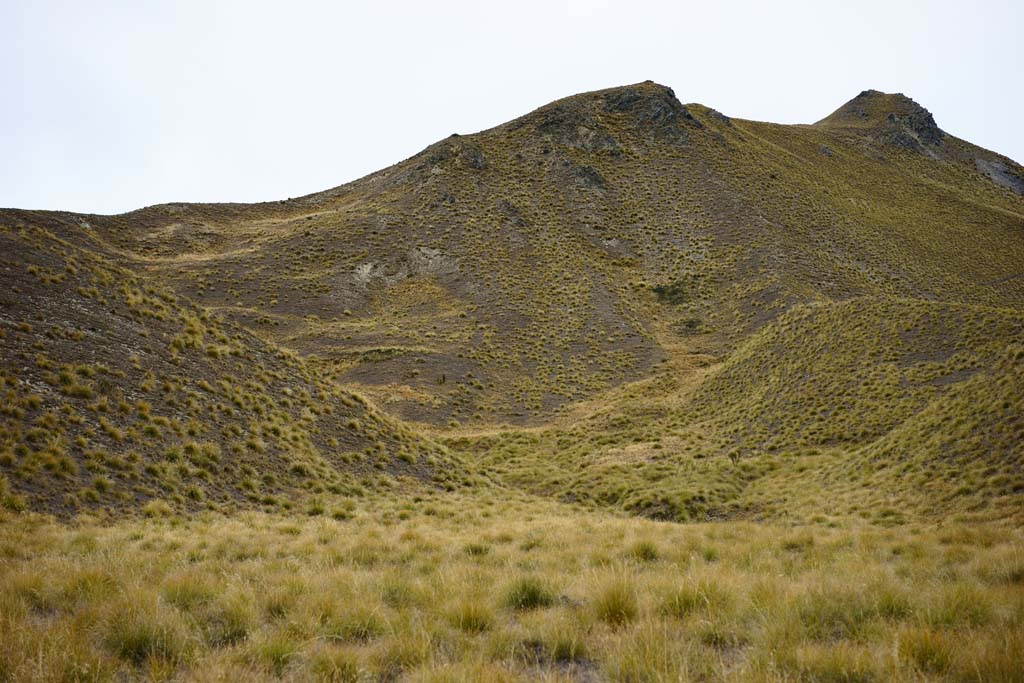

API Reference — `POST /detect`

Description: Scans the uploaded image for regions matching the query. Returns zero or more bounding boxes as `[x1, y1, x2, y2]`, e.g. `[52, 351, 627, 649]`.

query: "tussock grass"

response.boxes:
[502, 576, 555, 611]
[592, 575, 639, 627]
[1, 494, 1020, 681]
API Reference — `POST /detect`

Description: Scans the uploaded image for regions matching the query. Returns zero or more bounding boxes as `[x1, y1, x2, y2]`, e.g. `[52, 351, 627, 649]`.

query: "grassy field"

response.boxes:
[1, 496, 1022, 682]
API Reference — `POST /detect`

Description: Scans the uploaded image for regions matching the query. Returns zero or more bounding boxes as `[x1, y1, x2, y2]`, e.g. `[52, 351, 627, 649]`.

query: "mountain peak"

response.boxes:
[815, 89, 943, 149]
[505, 81, 703, 152]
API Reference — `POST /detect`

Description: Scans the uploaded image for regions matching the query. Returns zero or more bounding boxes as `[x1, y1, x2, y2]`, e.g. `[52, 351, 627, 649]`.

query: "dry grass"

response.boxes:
[1, 495, 1022, 682]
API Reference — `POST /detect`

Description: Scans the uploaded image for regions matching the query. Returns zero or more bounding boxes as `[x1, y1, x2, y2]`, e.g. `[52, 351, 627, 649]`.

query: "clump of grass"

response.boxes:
[324, 606, 387, 643]
[307, 644, 361, 683]
[534, 614, 590, 663]
[797, 586, 877, 641]
[660, 578, 732, 618]
[161, 570, 217, 610]
[592, 576, 638, 626]
[604, 621, 698, 681]
[787, 642, 881, 683]
[200, 591, 256, 646]
[246, 631, 298, 676]
[447, 599, 494, 633]
[463, 542, 491, 557]
[780, 530, 816, 552]
[102, 599, 190, 665]
[897, 626, 952, 674]
[0, 475, 27, 511]
[370, 628, 432, 679]
[503, 576, 555, 610]
[627, 539, 660, 562]
[142, 498, 173, 517]
[927, 583, 993, 627]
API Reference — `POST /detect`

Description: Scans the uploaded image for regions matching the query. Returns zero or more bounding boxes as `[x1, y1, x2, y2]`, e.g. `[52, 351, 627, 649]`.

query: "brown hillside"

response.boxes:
[13, 81, 1021, 428]
[0, 216, 464, 516]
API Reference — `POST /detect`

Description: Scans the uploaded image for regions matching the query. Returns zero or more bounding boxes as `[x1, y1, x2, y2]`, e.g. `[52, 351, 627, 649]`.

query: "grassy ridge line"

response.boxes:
[800, 344, 1024, 524]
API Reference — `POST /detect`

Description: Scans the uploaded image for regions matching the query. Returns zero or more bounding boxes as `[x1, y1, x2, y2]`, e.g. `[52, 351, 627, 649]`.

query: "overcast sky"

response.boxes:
[2, 0, 1021, 215]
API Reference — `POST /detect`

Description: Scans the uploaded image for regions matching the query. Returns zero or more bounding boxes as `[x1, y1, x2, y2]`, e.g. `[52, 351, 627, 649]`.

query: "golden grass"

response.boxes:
[1, 494, 1021, 682]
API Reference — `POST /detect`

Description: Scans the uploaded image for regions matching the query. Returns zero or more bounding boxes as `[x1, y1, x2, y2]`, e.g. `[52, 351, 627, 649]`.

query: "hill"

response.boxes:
[22, 81, 1022, 428]
[1, 80, 1021, 522]
[448, 298, 1024, 524]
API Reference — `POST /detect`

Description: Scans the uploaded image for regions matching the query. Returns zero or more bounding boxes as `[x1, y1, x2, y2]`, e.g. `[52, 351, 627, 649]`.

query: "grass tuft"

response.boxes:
[503, 576, 555, 610]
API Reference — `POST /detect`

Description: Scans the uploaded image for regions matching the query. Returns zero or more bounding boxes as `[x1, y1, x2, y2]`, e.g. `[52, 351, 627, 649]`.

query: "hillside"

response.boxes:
[25, 81, 1023, 428]
[449, 298, 1024, 524]
[0, 217, 465, 517]
[1, 80, 1021, 523]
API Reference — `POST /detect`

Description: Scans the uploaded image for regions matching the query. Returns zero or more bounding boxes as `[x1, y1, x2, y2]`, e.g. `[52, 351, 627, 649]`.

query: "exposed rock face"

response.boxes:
[976, 157, 1024, 196]
[816, 89, 1024, 193]
[886, 107, 943, 146]
[418, 138, 488, 171]
[532, 104, 621, 152]
[815, 89, 944, 152]
[603, 81, 702, 139]
[570, 164, 606, 189]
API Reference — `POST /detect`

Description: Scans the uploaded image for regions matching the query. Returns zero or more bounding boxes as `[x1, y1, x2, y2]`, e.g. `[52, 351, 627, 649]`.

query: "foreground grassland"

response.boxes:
[2, 497, 1022, 682]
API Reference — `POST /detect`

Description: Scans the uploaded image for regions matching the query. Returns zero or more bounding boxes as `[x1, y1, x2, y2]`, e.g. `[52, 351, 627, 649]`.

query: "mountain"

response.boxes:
[1, 81, 1022, 519]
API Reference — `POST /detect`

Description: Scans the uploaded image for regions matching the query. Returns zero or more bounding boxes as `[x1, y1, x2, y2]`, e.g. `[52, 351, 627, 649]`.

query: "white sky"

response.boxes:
[2, 0, 1021, 215]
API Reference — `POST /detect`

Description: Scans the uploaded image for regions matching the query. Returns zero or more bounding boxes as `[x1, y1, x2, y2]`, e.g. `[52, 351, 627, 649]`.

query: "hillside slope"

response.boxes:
[0, 217, 464, 516]
[24, 81, 1021, 426]
[448, 298, 1024, 523]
